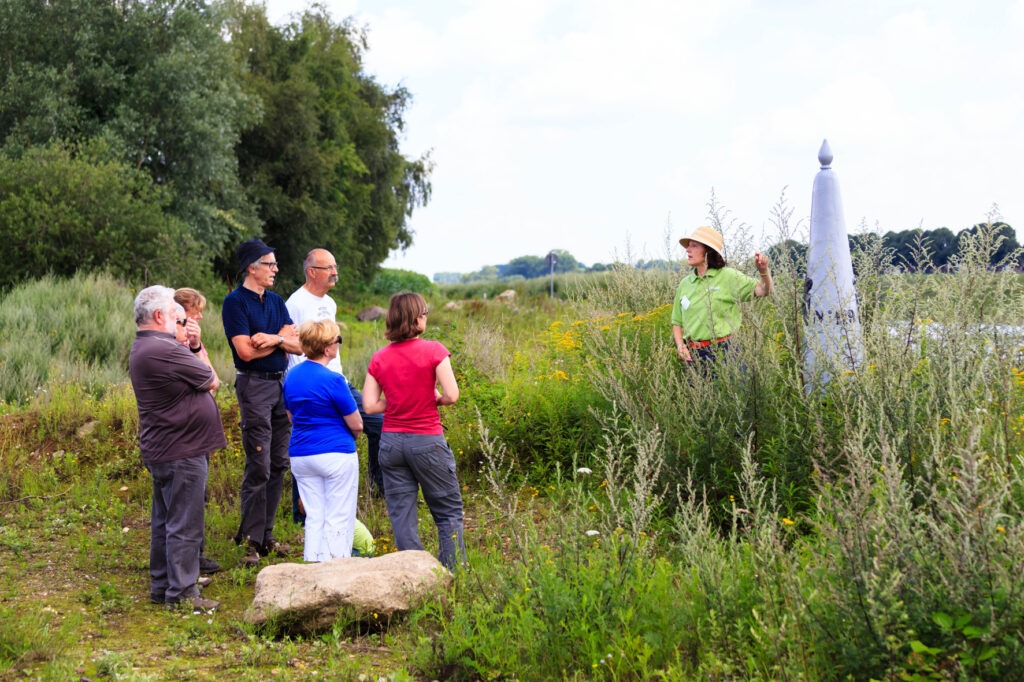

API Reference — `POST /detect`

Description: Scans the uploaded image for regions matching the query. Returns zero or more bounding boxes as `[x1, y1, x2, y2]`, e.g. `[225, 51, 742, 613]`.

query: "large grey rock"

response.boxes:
[244, 550, 451, 634]
[356, 305, 387, 322]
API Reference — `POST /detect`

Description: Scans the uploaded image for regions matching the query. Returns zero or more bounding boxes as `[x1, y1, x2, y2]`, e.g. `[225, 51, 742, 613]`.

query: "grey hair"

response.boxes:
[134, 285, 176, 325]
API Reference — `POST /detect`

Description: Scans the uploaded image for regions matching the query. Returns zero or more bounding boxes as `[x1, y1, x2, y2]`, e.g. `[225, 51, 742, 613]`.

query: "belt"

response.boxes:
[685, 335, 731, 349]
[236, 369, 284, 380]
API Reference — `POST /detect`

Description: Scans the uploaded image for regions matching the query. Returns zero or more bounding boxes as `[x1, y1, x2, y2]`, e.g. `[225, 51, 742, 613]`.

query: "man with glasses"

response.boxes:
[222, 238, 300, 567]
[286, 249, 385, 513]
[129, 286, 225, 612]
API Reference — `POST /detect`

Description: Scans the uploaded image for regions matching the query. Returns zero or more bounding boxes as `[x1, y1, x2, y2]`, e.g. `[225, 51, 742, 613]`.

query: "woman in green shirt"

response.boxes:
[671, 226, 773, 363]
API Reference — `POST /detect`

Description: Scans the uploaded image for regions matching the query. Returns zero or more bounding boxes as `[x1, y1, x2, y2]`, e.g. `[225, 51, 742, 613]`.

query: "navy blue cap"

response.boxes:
[236, 238, 274, 272]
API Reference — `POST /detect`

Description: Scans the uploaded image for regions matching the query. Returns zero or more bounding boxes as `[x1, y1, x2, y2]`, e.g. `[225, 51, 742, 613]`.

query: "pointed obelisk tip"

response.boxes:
[818, 139, 833, 168]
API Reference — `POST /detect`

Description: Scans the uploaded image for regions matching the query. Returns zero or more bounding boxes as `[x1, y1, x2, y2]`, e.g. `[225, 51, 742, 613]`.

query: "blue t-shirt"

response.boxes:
[283, 361, 359, 456]
[222, 285, 293, 372]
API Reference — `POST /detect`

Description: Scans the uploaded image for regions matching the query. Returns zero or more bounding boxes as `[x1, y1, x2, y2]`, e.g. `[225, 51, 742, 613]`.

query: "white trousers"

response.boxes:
[290, 452, 359, 562]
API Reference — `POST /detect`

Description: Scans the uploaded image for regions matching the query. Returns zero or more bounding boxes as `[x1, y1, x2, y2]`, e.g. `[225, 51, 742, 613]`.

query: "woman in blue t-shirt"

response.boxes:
[283, 320, 363, 562]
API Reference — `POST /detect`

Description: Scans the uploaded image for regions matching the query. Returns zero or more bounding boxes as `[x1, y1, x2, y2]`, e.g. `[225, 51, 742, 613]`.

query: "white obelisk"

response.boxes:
[805, 140, 863, 387]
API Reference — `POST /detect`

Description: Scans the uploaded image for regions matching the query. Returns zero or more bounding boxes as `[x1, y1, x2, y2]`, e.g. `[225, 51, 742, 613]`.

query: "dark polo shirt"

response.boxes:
[221, 284, 292, 373]
[129, 330, 226, 464]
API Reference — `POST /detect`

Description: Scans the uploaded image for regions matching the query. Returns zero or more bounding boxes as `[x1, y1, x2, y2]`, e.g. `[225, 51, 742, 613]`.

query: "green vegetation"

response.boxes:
[2, 219, 1023, 679]
[0, 0, 429, 290]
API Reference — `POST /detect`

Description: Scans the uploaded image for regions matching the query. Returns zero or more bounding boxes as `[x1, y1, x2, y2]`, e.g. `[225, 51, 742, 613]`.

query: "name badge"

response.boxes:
[679, 296, 691, 311]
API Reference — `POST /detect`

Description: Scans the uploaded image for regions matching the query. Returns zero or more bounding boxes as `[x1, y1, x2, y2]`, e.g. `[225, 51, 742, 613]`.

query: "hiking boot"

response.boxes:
[199, 555, 222, 574]
[197, 576, 213, 589]
[241, 547, 261, 568]
[261, 540, 292, 558]
[167, 596, 220, 613]
[150, 592, 165, 604]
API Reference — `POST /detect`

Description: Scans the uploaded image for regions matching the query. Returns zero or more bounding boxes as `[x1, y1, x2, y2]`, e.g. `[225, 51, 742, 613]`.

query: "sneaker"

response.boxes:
[167, 596, 220, 613]
[197, 576, 213, 589]
[199, 555, 222, 574]
[241, 547, 261, 568]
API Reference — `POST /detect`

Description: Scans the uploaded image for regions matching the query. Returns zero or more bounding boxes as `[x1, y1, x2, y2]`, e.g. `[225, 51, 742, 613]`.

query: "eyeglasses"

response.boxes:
[176, 319, 187, 327]
[309, 265, 338, 271]
[334, 335, 343, 345]
[419, 310, 429, 317]
[258, 260, 279, 270]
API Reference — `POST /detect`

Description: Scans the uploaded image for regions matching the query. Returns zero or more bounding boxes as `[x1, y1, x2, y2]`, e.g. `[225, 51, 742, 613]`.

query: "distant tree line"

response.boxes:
[768, 222, 1021, 272]
[438, 223, 1020, 284]
[0, 0, 430, 291]
[435, 249, 648, 284]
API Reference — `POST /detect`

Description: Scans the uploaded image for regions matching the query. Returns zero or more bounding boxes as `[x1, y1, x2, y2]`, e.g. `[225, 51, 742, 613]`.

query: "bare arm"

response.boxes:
[230, 324, 299, 362]
[435, 356, 459, 406]
[672, 325, 693, 363]
[753, 252, 773, 297]
[184, 322, 220, 392]
[343, 410, 364, 439]
[362, 373, 385, 415]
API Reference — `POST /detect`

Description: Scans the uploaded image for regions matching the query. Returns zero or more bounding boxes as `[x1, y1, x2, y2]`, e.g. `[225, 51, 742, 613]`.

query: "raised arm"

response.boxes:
[753, 252, 773, 297]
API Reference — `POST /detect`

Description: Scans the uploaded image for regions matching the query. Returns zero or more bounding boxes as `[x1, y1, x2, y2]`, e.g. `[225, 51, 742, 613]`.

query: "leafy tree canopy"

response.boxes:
[0, 144, 205, 289]
[0, 0, 431, 290]
[228, 4, 432, 290]
[0, 0, 261, 256]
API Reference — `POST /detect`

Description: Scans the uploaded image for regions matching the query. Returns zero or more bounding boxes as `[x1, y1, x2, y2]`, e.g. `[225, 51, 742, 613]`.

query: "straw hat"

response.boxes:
[679, 226, 724, 258]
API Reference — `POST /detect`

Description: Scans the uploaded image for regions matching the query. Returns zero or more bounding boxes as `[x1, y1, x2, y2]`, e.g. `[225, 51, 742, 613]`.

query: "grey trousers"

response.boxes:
[147, 455, 207, 602]
[235, 374, 291, 549]
[379, 432, 466, 570]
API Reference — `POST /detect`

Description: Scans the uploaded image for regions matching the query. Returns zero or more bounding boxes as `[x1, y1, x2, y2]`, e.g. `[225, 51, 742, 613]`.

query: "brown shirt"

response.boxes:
[129, 330, 226, 464]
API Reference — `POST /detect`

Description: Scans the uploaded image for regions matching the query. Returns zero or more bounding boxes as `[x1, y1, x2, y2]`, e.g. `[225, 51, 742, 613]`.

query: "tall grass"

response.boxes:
[408, 215, 1024, 679]
[1, 217, 1023, 678]
[0, 272, 239, 406]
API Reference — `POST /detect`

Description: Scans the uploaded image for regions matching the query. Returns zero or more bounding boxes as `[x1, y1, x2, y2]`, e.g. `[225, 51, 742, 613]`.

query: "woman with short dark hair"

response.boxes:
[672, 226, 773, 363]
[362, 292, 465, 570]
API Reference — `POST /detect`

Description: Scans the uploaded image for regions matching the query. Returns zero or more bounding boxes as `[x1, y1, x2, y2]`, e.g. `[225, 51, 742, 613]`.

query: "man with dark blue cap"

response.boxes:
[222, 238, 300, 566]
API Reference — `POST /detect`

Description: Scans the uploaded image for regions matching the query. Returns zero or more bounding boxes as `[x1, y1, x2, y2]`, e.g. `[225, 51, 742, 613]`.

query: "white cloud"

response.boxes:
[261, 0, 1024, 276]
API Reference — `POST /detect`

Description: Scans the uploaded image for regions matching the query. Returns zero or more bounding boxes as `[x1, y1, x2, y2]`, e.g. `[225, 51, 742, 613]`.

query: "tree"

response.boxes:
[549, 249, 581, 274]
[0, 144, 205, 289]
[0, 0, 261, 256]
[955, 221, 1021, 269]
[505, 255, 547, 279]
[228, 5, 432, 289]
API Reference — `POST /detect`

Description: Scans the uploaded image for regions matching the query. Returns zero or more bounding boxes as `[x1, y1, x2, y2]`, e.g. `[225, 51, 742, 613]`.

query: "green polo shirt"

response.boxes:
[670, 267, 758, 341]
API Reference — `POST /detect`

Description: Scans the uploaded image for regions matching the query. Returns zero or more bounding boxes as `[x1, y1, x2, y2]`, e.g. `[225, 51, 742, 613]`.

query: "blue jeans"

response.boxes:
[379, 432, 466, 570]
[147, 455, 207, 602]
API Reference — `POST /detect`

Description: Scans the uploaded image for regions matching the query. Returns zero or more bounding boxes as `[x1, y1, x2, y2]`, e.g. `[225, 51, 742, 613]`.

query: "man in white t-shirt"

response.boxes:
[286, 249, 385, 521]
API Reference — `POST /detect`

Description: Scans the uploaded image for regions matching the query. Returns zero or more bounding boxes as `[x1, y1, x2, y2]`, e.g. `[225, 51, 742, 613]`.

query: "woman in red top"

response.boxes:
[362, 292, 465, 569]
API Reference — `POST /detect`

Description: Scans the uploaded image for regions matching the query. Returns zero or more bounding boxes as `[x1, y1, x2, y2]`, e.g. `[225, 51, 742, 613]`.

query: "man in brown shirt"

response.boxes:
[129, 286, 226, 612]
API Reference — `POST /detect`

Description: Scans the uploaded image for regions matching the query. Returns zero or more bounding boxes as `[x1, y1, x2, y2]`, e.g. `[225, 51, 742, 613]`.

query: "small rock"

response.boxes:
[356, 306, 387, 322]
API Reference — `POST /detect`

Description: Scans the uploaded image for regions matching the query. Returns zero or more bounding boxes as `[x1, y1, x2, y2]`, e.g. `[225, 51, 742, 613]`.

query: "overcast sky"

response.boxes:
[262, 0, 1024, 278]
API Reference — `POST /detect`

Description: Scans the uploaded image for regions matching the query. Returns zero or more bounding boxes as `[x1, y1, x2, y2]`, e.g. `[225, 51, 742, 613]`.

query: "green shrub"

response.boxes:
[365, 268, 436, 296]
[0, 143, 208, 290]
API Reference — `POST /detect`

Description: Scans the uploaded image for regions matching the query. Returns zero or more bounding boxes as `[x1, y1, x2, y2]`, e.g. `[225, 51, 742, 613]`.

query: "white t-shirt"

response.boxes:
[285, 286, 342, 374]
